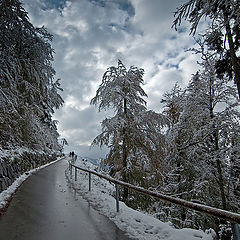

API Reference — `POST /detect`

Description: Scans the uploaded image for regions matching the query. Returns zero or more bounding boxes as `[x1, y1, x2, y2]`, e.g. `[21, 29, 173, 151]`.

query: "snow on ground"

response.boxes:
[0, 147, 57, 163]
[66, 157, 215, 240]
[0, 158, 62, 210]
[0, 147, 30, 161]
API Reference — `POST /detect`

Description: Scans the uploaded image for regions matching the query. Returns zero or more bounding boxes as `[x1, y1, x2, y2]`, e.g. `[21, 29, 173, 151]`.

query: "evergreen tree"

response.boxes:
[173, 0, 240, 100]
[159, 48, 240, 237]
[91, 60, 147, 200]
[0, 0, 63, 151]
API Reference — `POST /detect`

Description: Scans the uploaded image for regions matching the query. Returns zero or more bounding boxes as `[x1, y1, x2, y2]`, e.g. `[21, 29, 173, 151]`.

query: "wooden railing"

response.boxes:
[68, 160, 240, 226]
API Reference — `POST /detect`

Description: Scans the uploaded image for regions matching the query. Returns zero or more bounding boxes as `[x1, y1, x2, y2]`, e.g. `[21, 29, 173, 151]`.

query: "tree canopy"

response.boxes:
[0, 0, 63, 151]
[173, 0, 240, 100]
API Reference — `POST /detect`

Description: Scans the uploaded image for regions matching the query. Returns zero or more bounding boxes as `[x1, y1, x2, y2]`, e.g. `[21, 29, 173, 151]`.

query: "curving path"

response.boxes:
[0, 158, 132, 240]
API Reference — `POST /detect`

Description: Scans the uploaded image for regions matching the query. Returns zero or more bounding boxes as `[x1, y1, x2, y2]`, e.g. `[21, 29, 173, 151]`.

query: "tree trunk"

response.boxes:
[224, 15, 240, 101]
[209, 78, 227, 210]
[122, 97, 128, 201]
[177, 152, 186, 224]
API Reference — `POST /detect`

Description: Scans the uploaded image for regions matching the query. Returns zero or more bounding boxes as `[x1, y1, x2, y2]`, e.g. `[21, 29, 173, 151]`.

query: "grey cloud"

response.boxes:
[89, 0, 135, 17]
[22, 0, 199, 157]
[55, 105, 106, 137]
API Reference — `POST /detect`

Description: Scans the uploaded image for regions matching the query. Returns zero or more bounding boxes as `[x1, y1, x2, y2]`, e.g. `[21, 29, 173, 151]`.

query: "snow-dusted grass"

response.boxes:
[66, 158, 215, 240]
[0, 157, 62, 210]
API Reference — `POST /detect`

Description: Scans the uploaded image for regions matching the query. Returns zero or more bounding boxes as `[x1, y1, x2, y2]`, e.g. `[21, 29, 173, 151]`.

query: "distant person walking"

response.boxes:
[69, 151, 77, 162]
[69, 151, 75, 159]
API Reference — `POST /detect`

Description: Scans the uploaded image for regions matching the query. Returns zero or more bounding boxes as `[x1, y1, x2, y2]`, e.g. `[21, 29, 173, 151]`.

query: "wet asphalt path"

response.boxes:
[0, 159, 132, 240]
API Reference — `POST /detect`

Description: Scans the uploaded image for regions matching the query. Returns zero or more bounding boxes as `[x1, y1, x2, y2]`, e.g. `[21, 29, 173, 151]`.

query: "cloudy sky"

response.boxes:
[22, 0, 200, 158]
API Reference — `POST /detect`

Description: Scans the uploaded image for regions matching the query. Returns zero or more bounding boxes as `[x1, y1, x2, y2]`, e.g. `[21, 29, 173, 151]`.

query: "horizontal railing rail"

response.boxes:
[68, 160, 240, 225]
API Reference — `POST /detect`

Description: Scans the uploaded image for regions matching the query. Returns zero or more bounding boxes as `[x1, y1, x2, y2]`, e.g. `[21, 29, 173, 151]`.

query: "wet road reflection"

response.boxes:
[0, 159, 132, 240]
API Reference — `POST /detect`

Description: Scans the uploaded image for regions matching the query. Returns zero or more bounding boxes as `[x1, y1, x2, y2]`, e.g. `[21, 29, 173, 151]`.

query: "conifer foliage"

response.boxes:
[156, 44, 240, 238]
[89, 2, 240, 238]
[173, 0, 240, 101]
[91, 52, 240, 239]
[91, 60, 149, 199]
[0, 0, 63, 151]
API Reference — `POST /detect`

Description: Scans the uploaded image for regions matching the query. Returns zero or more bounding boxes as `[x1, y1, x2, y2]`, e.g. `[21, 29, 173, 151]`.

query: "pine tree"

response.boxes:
[91, 60, 147, 200]
[159, 47, 240, 237]
[0, 0, 63, 151]
[173, 0, 240, 100]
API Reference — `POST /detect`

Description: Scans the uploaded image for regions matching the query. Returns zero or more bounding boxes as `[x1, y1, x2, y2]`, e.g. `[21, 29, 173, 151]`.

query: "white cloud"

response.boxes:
[22, 0, 200, 158]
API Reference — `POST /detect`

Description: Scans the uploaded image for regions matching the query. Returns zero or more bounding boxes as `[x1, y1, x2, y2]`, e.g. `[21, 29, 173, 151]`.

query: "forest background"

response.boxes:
[0, 0, 239, 239]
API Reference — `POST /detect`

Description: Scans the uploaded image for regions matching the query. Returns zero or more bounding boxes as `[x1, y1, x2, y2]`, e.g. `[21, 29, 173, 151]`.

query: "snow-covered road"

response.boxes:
[0, 158, 131, 240]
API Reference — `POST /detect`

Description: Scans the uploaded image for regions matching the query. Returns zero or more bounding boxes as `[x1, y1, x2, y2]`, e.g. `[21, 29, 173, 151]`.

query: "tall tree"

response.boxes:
[173, 0, 240, 100]
[159, 47, 240, 237]
[91, 60, 147, 200]
[0, 0, 63, 150]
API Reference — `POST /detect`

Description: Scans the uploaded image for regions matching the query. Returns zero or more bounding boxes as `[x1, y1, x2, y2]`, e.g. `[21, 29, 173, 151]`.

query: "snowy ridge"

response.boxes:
[66, 158, 215, 240]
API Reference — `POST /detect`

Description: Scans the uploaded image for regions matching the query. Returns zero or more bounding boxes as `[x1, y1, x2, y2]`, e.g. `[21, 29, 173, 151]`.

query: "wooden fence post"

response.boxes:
[75, 167, 77, 181]
[89, 172, 91, 191]
[115, 184, 119, 212]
